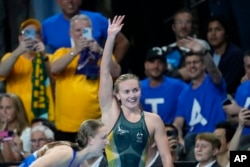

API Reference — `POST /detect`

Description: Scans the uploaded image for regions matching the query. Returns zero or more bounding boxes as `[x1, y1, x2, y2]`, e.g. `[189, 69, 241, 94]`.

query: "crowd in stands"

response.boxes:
[0, 0, 250, 167]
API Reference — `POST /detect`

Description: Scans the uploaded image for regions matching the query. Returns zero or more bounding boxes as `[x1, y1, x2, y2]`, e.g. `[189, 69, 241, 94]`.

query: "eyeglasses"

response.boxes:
[31, 138, 48, 144]
[185, 60, 202, 66]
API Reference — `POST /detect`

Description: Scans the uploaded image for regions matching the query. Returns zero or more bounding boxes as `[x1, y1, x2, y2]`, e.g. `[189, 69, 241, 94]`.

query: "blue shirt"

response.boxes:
[235, 81, 250, 135]
[42, 10, 108, 53]
[140, 76, 188, 124]
[176, 75, 227, 134]
[19, 152, 37, 167]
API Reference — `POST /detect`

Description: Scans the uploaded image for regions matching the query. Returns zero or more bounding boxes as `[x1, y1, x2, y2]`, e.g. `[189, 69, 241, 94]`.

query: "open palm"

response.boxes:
[108, 15, 125, 36]
[178, 36, 205, 54]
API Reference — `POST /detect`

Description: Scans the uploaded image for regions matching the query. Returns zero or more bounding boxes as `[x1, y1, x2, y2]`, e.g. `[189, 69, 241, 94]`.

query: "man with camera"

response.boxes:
[0, 19, 55, 124]
[50, 14, 121, 142]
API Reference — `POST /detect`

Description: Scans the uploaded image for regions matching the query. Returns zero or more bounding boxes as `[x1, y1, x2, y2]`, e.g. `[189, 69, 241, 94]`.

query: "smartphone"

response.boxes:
[222, 98, 232, 106]
[0, 131, 14, 141]
[23, 29, 36, 40]
[82, 27, 92, 40]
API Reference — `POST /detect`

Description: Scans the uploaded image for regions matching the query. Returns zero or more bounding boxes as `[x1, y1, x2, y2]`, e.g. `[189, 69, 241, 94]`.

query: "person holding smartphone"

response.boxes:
[0, 18, 55, 124]
[0, 93, 31, 162]
[50, 14, 121, 143]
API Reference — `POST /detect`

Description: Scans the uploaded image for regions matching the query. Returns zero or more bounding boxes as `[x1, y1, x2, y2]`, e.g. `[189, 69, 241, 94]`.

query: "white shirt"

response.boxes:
[196, 160, 217, 167]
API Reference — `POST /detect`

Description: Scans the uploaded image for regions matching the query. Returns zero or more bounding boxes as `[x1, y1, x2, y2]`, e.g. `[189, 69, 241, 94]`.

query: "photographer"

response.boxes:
[0, 18, 55, 124]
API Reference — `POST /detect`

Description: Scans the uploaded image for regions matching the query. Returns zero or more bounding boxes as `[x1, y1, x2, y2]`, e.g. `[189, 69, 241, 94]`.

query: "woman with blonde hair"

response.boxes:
[0, 93, 30, 162]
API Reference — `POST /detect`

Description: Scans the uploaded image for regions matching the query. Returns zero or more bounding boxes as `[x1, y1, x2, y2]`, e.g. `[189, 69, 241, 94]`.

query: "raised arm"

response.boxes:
[99, 16, 124, 112]
[0, 38, 31, 77]
[178, 37, 222, 85]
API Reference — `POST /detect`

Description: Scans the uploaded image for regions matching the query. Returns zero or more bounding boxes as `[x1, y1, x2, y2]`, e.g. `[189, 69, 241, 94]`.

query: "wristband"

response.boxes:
[70, 51, 75, 56]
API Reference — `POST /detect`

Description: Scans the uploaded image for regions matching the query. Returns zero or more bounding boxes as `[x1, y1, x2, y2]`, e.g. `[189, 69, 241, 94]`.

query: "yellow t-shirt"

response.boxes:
[0, 53, 55, 123]
[51, 48, 101, 132]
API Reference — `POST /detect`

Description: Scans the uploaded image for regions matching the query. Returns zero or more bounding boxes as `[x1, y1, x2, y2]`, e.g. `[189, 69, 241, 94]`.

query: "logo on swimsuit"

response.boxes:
[118, 126, 130, 136]
[136, 132, 143, 143]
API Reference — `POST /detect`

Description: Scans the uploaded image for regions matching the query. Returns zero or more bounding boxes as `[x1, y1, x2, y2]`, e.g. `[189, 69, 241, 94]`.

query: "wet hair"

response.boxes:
[37, 119, 104, 157]
[196, 133, 221, 149]
[75, 119, 104, 149]
[215, 121, 236, 143]
[70, 14, 92, 29]
[113, 73, 140, 93]
[0, 93, 29, 135]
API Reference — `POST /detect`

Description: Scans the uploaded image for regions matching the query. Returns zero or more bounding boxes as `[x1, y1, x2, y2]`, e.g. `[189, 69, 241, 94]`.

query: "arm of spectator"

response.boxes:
[228, 109, 250, 161]
[178, 37, 222, 85]
[223, 100, 242, 115]
[173, 117, 185, 147]
[0, 38, 32, 77]
[113, 32, 129, 63]
[50, 37, 87, 74]
[203, 50, 222, 85]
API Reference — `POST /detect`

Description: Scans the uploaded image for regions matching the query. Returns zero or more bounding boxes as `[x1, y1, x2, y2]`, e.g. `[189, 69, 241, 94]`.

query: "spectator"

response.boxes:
[0, 93, 30, 162]
[0, 18, 55, 123]
[223, 51, 250, 135]
[241, 50, 250, 82]
[164, 8, 210, 82]
[42, 0, 129, 63]
[146, 123, 185, 167]
[19, 124, 55, 167]
[140, 46, 187, 124]
[27, 119, 108, 167]
[50, 14, 120, 142]
[213, 121, 236, 167]
[194, 133, 221, 167]
[30, 125, 54, 153]
[31, 117, 57, 138]
[206, 15, 245, 96]
[173, 37, 227, 160]
[99, 15, 173, 167]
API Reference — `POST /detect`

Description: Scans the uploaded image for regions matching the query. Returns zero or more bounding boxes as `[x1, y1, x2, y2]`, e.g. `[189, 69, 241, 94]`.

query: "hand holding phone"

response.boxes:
[82, 27, 92, 40]
[0, 131, 14, 141]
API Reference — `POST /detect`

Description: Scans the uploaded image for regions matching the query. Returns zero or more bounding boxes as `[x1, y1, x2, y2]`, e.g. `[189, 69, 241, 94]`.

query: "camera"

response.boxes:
[166, 130, 178, 138]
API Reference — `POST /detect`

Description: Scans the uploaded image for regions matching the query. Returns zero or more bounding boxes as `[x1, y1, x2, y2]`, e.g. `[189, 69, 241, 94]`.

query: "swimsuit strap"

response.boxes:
[68, 150, 77, 167]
